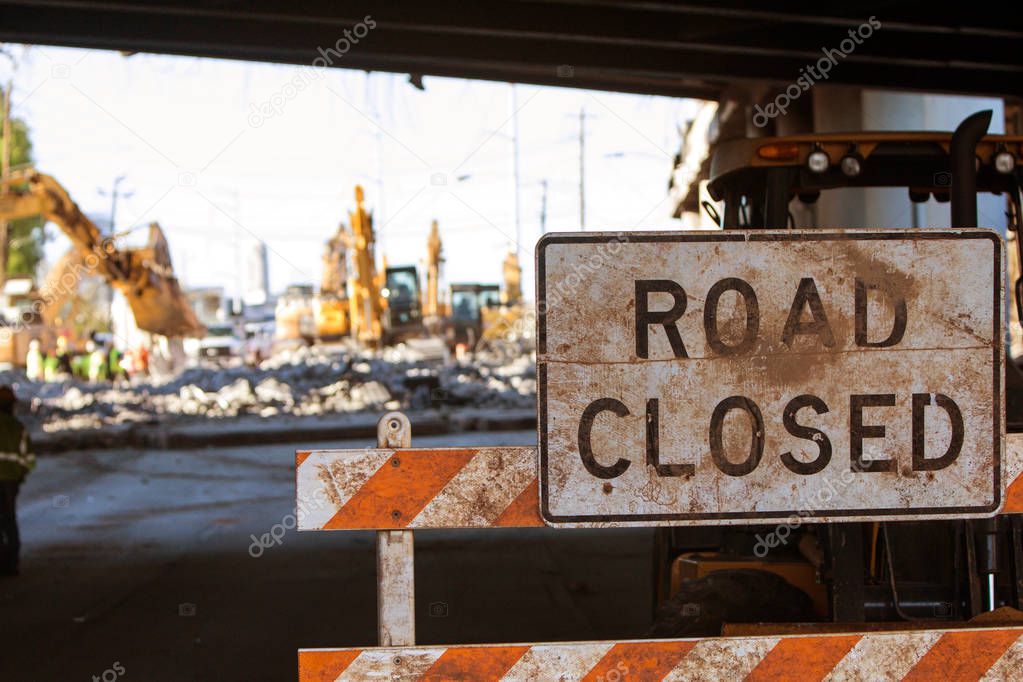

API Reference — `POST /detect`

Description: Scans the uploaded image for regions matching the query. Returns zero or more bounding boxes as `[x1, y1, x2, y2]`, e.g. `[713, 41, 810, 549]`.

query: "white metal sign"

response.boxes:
[537, 230, 1004, 526]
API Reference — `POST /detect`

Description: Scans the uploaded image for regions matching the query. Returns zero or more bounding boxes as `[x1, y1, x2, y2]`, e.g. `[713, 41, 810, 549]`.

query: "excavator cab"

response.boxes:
[382, 265, 424, 343]
[445, 283, 501, 350]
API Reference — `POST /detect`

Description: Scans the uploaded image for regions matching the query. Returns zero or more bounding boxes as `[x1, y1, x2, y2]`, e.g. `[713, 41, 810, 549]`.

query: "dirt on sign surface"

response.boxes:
[537, 230, 1003, 526]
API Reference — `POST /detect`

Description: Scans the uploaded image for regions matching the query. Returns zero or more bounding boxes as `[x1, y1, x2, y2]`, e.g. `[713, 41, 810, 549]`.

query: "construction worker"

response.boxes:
[43, 351, 58, 382]
[135, 343, 150, 377]
[108, 345, 125, 384]
[0, 386, 34, 576]
[54, 336, 72, 378]
[87, 341, 107, 382]
[25, 339, 43, 381]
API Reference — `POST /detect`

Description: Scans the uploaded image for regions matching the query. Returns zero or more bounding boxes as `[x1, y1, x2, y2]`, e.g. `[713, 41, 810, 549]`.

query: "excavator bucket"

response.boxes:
[118, 276, 204, 338]
[117, 223, 205, 338]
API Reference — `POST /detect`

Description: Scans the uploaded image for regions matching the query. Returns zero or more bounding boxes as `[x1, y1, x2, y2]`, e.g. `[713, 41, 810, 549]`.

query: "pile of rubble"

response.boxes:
[1, 344, 536, 434]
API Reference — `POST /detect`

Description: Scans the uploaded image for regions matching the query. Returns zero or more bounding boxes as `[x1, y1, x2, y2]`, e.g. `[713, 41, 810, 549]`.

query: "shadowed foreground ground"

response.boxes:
[0, 430, 652, 681]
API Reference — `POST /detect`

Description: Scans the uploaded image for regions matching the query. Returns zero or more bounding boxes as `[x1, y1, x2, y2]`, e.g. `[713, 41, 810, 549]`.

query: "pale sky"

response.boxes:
[4, 45, 700, 299]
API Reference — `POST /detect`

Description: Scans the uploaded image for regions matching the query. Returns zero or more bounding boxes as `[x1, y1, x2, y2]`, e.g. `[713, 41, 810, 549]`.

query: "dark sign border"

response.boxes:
[536, 230, 1003, 524]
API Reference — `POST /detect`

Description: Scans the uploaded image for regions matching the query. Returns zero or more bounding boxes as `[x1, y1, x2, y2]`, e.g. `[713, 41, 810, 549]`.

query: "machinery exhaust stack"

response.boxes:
[950, 109, 992, 227]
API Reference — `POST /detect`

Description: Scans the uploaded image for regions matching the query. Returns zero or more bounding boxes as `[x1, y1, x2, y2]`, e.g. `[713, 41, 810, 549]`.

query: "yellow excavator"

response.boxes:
[443, 249, 529, 354]
[37, 248, 86, 330]
[0, 170, 205, 344]
[346, 185, 386, 345]
[313, 214, 352, 342]
[478, 250, 528, 353]
[320, 185, 435, 347]
[293, 185, 524, 353]
[278, 186, 432, 348]
[423, 219, 443, 324]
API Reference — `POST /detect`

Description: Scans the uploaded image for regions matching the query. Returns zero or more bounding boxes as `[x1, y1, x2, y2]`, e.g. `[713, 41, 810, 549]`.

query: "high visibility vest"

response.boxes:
[0, 414, 35, 481]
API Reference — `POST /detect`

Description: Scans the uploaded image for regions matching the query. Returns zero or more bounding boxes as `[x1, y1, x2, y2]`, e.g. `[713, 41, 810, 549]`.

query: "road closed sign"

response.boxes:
[537, 230, 1004, 526]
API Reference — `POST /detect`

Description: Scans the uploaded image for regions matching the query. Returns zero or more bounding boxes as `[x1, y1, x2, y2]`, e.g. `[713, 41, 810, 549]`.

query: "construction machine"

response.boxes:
[646, 110, 1023, 629]
[30, 247, 89, 351]
[346, 185, 385, 346]
[439, 249, 531, 355]
[278, 187, 439, 349]
[0, 171, 204, 348]
[345, 185, 431, 346]
[0, 244, 138, 366]
[314, 217, 351, 341]
[422, 220, 442, 318]
[274, 284, 316, 344]
[379, 263, 423, 341]
[37, 248, 85, 331]
[445, 282, 501, 350]
[478, 250, 531, 355]
[501, 249, 522, 306]
[0, 275, 54, 366]
[274, 217, 351, 346]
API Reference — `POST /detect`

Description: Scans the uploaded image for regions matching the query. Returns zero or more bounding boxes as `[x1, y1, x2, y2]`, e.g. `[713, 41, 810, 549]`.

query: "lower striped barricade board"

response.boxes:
[298, 627, 1023, 681]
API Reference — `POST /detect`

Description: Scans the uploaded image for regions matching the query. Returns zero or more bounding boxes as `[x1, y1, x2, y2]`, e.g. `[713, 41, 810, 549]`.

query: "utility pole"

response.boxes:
[230, 189, 242, 312]
[578, 107, 586, 231]
[0, 48, 30, 298]
[99, 175, 133, 235]
[94, 175, 131, 328]
[511, 84, 522, 248]
[539, 179, 548, 235]
[0, 79, 11, 294]
[366, 73, 386, 258]
[108, 175, 126, 234]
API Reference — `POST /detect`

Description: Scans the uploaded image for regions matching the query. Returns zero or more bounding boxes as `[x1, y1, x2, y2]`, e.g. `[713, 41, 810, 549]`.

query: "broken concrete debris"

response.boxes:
[2, 345, 536, 434]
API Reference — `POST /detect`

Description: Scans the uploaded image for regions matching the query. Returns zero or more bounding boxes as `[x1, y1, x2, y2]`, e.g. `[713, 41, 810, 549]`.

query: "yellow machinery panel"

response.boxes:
[670, 552, 829, 618]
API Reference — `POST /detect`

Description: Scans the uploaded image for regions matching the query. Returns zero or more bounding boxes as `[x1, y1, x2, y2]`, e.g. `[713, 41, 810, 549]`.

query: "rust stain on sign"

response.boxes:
[536, 230, 1004, 526]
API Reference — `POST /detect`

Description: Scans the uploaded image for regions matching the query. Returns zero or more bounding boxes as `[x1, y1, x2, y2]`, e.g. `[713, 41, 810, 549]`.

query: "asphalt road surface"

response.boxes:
[1, 429, 654, 681]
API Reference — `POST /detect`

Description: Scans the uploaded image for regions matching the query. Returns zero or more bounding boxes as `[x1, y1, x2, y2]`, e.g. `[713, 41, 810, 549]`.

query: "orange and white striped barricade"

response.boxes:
[296, 416, 1023, 680]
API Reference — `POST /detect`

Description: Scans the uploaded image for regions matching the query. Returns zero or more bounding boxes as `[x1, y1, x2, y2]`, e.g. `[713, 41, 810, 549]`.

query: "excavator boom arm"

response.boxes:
[0, 171, 205, 338]
[0, 191, 46, 220]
